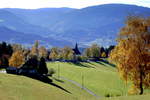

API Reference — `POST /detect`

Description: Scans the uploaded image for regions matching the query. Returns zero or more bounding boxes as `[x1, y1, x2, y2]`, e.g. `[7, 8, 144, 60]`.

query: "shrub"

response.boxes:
[48, 68, 56, 76]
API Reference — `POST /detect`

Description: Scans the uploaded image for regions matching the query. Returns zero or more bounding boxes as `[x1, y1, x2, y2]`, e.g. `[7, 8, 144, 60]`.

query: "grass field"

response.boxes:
[101, 94, 150, 100]
[47, 61, 150, 99]
[0, 61, 150, 100]
[47, 61, 128, 97]
[0, 73, 95, 100]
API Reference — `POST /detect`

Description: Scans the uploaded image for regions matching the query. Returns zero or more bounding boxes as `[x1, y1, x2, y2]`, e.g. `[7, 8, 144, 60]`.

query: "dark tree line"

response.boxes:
[0, 42, 13, 67]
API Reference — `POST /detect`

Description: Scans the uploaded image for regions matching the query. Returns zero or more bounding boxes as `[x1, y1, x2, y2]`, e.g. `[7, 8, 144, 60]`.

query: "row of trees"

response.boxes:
[0, 42, 13, 67]
[84, 44, 114, 59]
[49, 46, 74, 61]
[0, 38, 116, 73]
[49, 44, 114, 61]
[0, 40, 114, 69]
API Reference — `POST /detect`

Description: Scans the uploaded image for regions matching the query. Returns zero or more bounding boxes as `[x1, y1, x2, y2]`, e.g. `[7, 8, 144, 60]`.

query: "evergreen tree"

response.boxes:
[38, 57, 48, 75]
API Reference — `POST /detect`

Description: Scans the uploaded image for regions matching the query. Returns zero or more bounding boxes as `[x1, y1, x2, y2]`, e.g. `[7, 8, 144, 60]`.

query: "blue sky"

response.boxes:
[0, 0, 149, 9]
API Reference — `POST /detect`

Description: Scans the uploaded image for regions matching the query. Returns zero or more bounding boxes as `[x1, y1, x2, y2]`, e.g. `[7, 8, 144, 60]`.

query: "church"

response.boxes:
[72, 43, 81, 56]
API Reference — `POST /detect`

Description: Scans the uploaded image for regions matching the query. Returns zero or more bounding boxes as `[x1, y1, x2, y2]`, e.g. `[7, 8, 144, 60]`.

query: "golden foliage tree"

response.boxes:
[109, 16, 150, 95]
[9, 50, 25, 68]
[12, 44, 23, 52]
[49, 47, 60, 60]
[101, 52, 106, 58]
[30, 40, 39, 57]
[60, 46, 74, 60]
[39, 46, 48, 59]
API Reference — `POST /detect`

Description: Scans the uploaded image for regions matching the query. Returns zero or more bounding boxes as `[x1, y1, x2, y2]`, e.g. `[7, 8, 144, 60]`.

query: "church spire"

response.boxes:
[75, 43, 78, 50]
[73, 43, 81, 55]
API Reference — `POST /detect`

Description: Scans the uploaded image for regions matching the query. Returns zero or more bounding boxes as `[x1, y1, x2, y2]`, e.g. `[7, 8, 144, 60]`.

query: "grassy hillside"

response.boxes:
[0, 73, 95, 100]
[47, 61, 128, 97]
[0, 61, 149, 100]
[101, 94, 150, 100]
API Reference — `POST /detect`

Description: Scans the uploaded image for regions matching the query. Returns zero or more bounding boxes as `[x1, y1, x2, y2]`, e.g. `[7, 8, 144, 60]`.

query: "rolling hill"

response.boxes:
[0, 26, 73, 47]
[0, 61, 150, 100]
[0, 4, 150, 47]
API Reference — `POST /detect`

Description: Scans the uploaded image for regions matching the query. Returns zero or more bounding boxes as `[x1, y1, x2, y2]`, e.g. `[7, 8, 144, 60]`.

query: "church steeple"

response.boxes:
[75, 43, 78, 50]
[73, 43, 81, 55]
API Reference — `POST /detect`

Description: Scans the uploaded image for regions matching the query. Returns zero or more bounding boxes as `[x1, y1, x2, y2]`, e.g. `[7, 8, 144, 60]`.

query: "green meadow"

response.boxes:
[47, 61, 128, 97]
[0, 61, 149, 100]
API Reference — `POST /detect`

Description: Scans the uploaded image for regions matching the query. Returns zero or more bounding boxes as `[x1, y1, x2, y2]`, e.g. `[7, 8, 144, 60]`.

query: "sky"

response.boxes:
[0, 0, 150, 9]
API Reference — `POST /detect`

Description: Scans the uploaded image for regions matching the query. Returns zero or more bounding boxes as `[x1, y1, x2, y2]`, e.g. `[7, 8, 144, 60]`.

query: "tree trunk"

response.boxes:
[139, 70, 143, 95]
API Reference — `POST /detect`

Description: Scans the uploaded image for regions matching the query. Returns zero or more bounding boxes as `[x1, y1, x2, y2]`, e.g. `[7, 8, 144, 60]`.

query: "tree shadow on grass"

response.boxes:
[24, 74, 71, 94]
[88, 61, 106, 67]
[53, 77, 64, 83]
[98, 59, 116, 67]
[49, 82, 71, 94]
[68, 62, 95, 68]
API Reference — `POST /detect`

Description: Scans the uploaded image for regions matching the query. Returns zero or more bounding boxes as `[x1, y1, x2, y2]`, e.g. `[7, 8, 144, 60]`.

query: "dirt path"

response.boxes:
[60, 76, 100, 98]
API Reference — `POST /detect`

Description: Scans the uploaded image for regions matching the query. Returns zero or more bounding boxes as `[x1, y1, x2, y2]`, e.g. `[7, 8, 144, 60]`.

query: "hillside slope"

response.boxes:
[47, 61, 150, 98]
[0, 73, 95, 100]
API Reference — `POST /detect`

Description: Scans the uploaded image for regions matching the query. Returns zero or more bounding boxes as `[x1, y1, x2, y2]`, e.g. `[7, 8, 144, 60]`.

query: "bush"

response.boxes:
[104, 93, 114, 97]
[48, 68, 56, 76]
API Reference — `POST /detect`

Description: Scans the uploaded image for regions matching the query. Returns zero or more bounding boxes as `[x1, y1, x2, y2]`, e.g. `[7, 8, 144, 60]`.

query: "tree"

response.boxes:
[23, 49, 30, 60]
[49, 47, 60, 60]
[84, 48, 91, 58]
[90, 44, 101, 58]
[60, 46, 74, 60]
[0, 42, 13, 67]
[9, 50, 25, 68]
[106, 45, 115, 57]
[39, 46, 48, 59]
[22, 55, 38, 69]
[109, 16, 150, 95]
[38, 57, 48, 75]
[12, 44, 23, 52]
[30, 40, 39, 57]
[6, 44, 13, 56]
[84, 44, 101, 59]
[101, 52, 106, 58]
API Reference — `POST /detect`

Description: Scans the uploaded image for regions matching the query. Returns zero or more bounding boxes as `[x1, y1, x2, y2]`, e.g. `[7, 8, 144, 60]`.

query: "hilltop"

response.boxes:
[0, 4, 150, 47]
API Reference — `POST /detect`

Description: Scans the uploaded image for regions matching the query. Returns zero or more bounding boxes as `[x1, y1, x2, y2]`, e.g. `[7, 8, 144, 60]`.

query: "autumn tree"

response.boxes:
[12, 44, 23, 52]
[109, 16, 150, 95]
[39, 46, 48, 59]
[30, 40, 39, 57]
[84, 48, 91, 58]
[84, 44, 101, 59]
[23, 49, 30, 60]
[101, 52, 106, 58]
[90, 44, 101, 58]
[49, 47, 60, 60]
[60, 46, 74, 60]
[9, 50, 25, 68]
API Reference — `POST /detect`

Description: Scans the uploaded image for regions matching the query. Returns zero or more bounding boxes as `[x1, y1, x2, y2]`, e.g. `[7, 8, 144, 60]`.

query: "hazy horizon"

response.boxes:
[0, 0, 149, 9]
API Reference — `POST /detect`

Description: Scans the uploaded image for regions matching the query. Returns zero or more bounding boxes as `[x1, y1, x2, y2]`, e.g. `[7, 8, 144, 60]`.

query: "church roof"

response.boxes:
[72, 43, 81, 55]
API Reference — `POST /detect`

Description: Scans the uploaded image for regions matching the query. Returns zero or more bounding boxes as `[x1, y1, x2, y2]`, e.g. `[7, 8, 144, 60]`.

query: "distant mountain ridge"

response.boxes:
[0, 26, 73, 47]
[0, 4, 150, 47]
